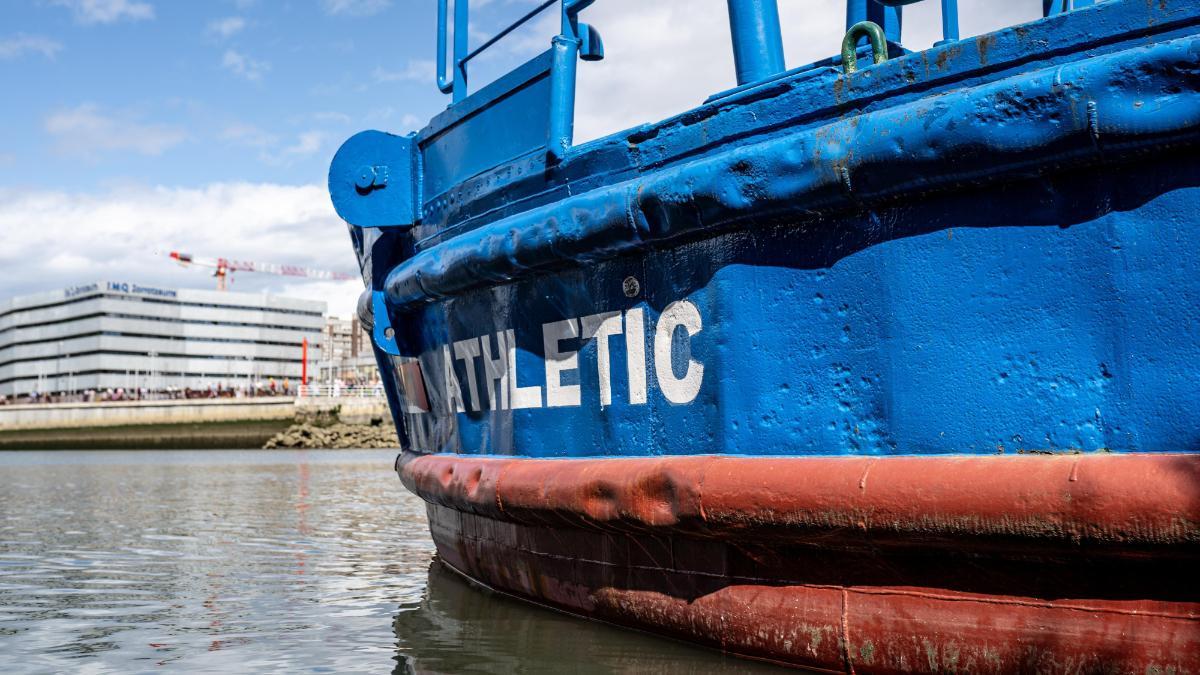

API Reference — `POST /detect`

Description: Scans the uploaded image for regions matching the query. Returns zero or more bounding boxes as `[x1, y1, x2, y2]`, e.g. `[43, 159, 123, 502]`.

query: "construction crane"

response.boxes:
[166, 250, 357, 291]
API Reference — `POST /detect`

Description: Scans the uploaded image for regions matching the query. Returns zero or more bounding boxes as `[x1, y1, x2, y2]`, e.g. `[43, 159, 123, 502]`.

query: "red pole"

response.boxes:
[301, 337, 308, 396]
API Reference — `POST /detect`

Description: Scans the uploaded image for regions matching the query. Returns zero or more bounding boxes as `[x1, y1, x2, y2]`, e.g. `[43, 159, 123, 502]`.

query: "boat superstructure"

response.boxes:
[331, 1, 1200, 670]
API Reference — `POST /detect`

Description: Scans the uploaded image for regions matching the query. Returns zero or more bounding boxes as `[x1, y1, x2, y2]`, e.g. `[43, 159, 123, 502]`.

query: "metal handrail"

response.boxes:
[437, 0, 562, 102]
[435, 0, 467, 100]
[461, 0, 556, 67]
[427, 0, 1094, 159]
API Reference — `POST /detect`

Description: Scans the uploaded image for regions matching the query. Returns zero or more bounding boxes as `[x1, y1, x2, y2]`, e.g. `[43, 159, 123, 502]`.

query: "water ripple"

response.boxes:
[0, 450, 783, 673]
[0, 450, 434, 673]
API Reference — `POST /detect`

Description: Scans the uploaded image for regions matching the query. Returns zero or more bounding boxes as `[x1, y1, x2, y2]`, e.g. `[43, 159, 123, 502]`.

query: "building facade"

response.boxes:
[320, 315, 367, 364]
[0, 281, 325, 398]
[319, 315, 378, 387]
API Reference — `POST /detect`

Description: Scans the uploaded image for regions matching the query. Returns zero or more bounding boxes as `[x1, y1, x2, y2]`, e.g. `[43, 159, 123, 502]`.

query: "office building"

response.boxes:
[0, 281, 324, 398]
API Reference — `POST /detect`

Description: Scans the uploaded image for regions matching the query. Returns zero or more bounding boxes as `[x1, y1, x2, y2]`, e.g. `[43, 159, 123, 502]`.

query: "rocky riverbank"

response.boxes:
[263, 421, 398, 449]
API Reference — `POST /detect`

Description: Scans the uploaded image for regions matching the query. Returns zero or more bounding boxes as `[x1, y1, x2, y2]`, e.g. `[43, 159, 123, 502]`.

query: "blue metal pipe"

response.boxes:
[436, 0, 452, 94]
[846, 0, 901, 44]
[435, 0, 470, 100]
[876, 0, 954, 44]
[452, 0, 468, 102]
[846, 0, 865, 28]
[938, 0, 959, 44]
[545, 0, 597, 161]
[547, 34, 580, 162]
[725, 0, 786, 86]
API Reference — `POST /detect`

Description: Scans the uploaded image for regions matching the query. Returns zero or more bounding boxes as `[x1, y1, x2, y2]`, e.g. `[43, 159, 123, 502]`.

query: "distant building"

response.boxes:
[320, 315, 367, 363]
[0, 281, 324, 398]
[319, 315, 378, 386]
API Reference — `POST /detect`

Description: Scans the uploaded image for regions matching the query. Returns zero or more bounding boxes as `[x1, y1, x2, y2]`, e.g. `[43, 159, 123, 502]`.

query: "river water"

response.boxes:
[0, 450, 779, 673]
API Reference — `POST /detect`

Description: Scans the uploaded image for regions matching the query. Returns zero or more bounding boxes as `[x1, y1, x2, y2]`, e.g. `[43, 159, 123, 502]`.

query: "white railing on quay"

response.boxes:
[298, 384, 386, 399]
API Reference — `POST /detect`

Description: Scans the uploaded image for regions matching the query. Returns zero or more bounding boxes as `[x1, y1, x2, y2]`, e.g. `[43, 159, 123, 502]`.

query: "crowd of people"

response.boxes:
[0, 376, 387, 406]
[0, 378, 304, 406]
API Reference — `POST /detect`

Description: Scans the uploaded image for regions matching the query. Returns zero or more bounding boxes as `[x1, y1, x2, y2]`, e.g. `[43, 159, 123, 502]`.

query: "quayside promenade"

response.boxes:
[0, 389, 388, 449]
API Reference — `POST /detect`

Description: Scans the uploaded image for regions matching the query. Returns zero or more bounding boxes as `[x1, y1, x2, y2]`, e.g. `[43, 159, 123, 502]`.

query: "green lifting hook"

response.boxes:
[841, 21, 889, 74]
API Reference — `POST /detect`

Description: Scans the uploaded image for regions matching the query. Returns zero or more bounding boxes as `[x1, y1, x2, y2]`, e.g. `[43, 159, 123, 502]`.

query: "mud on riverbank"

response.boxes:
[0, 419, 292, 450]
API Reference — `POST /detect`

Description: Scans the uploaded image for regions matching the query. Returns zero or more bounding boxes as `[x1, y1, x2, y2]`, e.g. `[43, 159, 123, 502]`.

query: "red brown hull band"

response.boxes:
[399, 453, 1200, 672]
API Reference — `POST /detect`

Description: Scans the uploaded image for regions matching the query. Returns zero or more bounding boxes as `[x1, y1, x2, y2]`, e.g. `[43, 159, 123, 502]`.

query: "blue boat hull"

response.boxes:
[330, 1, 1200, 669]
[382, 150, 1200, 459]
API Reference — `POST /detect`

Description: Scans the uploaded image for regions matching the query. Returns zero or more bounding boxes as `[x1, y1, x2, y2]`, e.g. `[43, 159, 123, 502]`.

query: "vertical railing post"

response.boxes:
[436, 0, 470, 101]
[935, 0, 959, 45]
[725, 0, 786, 86]
[434, 0, 601, 159]
[1043, 0, 1092, 16]
[436, 0, 452, 94]
[452, 0, 469, 102]
[547, 0, 598, 162]
[547, 32, 580, 162]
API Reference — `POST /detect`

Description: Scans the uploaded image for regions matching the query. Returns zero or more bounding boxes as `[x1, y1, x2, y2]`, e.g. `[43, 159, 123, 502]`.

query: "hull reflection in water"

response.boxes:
[393, 559, 784, 674]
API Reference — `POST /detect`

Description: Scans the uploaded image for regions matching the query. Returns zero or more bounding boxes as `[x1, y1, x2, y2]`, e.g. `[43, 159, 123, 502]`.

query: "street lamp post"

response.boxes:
[148, 351, 158, 396]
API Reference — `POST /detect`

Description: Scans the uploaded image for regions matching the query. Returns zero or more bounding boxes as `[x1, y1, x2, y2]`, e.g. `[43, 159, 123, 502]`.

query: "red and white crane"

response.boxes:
[166, 250, 357, 291]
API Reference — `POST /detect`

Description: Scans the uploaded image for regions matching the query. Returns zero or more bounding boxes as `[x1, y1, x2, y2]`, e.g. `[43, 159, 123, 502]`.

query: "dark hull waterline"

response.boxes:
[399, 451, 1200, 672]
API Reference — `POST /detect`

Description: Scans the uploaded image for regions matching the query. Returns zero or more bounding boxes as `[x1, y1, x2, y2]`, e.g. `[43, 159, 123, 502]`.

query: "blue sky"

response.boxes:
[0, 0, 1036, 318]
[0, 0, 539, 190]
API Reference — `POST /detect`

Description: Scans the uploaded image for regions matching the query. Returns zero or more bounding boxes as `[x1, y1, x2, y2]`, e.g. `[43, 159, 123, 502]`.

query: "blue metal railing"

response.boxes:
[437, 0, 558, 103]
[870, 0, 958, 46]
[435, 0, 602, 160]
[463, 0, 557, 67]
[873, 0, 1095, 47]
[1044, 0, 1096, 16]
[431, 0, 1099, 159]
[727, 0, 786, 86]
[435, 0, 469, 102]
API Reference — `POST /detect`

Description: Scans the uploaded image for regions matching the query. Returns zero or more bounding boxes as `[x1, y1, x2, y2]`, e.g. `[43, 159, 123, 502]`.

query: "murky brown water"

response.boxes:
[0, 450, 781, 673]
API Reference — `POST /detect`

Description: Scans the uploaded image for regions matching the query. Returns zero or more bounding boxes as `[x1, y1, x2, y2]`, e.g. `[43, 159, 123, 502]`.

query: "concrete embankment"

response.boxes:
[0, 397, 394, 450]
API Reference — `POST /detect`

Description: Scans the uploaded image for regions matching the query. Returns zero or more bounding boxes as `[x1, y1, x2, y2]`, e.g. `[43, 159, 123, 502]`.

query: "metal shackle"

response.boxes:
[841, 21, 889, 74]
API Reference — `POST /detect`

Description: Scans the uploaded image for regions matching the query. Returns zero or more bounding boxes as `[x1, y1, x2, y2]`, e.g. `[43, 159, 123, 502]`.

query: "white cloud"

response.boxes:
[312, 111, 352, 125]
[359, 107, 421, 133]
[0, 182, 362, 318]
[283, 131, 326, 157]
[222, 48, 270, 81]
[220, 122, 277, 149]
[51, 0, 154, 24]
[44, 104, 186, 158]
[220, 124, 332, 167]
[397, 113, 421, 132]
[207, 16, 246, 39]
[371, 59, 432, 84]
[322, 0, 390, 17]
[0, 34, 63, 60]
[247, 130, 329, 167]
[567, 1, 839, 143]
